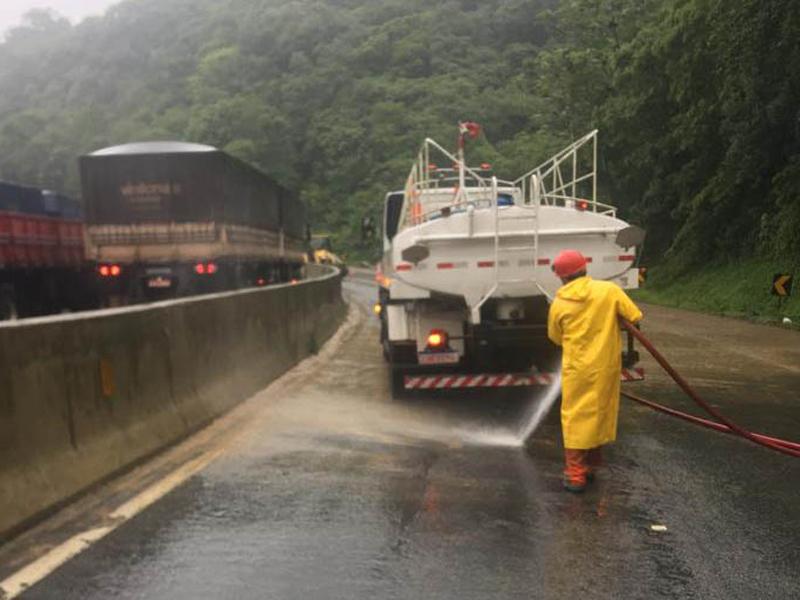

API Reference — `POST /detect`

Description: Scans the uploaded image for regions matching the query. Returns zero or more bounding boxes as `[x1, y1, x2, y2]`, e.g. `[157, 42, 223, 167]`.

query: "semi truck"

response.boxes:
[80, 141, 307, 304]
[377, 125, 645, 396]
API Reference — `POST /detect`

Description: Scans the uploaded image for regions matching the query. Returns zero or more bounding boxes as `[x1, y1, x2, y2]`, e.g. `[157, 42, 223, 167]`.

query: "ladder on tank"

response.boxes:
[469, 131, 600, 322]
[468, 176, 543, 322]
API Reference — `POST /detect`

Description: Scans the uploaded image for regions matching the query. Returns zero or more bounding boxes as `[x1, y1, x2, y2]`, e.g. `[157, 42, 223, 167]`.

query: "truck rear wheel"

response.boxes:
[0, 286, 17, 321]
[0, 299, 16, 321]
[390, 367, 409, 399]
[380, 319, 390, 362]
[386, 341, 416, 399]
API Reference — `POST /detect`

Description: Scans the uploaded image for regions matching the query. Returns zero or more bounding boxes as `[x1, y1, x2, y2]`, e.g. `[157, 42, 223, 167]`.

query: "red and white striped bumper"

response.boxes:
[404, 368, 644, 390]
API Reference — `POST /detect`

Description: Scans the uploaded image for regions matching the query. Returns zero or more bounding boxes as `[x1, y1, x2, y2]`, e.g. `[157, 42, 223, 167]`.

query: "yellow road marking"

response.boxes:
[0, 527, 113, 598]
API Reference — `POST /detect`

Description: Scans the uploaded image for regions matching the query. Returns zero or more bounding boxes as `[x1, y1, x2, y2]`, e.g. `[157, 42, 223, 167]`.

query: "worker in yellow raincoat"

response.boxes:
[547, 249, 643, 493]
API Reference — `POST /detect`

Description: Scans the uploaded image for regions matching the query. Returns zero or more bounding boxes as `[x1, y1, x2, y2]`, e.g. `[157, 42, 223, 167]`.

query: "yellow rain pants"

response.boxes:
[547, 276, 643, 449]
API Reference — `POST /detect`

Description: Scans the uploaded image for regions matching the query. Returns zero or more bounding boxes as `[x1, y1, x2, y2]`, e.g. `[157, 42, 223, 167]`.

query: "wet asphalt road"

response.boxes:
[15, 274, 800, 599]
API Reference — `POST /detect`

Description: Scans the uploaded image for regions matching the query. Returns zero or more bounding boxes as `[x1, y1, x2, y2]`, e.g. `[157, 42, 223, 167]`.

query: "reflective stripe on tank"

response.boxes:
[603, 255, 636, 263]
[436, 261, 468, 269]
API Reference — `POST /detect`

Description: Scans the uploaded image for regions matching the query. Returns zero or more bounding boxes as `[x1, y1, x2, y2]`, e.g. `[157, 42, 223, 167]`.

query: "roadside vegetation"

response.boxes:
[0, 0, 797, 307]
[635, 260, 800, 324]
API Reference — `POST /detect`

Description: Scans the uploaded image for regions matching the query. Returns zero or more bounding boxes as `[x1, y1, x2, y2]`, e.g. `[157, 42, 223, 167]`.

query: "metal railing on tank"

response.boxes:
[406, 153, 509, 228]
[394, 128, 615, 321]
[514, 130, 604, 212]
[400, 130, 609, 228]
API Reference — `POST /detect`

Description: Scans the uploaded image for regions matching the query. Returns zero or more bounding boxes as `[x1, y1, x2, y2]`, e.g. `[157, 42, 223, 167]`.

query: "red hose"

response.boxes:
[621, 390, 800, 451]
[620, 319, 800, 458]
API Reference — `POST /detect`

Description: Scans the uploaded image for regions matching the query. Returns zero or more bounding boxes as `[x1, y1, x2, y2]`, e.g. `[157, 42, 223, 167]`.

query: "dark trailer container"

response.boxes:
[80, 141, 307, 303]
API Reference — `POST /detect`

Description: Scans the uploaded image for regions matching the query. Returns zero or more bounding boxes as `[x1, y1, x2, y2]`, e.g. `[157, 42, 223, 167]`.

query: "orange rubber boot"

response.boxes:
[586, 446, 604, 483]
[563, 449, 589, 493]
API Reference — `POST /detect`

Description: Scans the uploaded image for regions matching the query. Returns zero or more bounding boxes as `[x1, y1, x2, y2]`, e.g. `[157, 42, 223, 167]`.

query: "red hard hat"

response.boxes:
[552, 249, 587, 278]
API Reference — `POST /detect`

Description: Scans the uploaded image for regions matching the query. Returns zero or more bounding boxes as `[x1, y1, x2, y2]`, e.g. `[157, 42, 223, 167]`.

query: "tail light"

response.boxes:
[195, 262, 219, 276]
[576, 200, 590, 211]
[256, 277, 267, 287]
[98, 264, 122, 278]
[426, 329, 449, 351]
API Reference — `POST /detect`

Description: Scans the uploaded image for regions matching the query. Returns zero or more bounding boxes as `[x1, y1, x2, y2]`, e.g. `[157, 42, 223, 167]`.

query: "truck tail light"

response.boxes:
[98, 264, 121, 278]
[195, 262, 219, 276]
[426, 329, 449, 351]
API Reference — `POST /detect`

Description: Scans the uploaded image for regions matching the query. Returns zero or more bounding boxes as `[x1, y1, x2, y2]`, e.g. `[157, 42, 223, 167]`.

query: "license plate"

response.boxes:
[147, 276, 174, 289]
[418, 351, 460, 365]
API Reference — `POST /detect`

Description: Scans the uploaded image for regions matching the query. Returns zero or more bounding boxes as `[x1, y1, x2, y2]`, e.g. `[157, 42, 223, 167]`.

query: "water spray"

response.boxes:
[455, 375, 562, 449]
[517, 374, 561, 444]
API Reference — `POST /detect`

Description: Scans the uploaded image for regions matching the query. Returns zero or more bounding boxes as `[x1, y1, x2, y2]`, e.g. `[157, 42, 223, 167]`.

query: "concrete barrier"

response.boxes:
[0, 266, 346, 540]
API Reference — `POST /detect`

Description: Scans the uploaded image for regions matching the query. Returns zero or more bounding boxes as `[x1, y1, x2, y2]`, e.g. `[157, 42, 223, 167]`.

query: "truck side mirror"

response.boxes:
[615, 226, 646, 249]
[361, 215, 376, 241]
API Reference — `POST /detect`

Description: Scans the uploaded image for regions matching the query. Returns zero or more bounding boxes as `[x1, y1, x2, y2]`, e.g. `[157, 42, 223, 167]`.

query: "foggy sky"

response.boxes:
[0, 0, 119, 35]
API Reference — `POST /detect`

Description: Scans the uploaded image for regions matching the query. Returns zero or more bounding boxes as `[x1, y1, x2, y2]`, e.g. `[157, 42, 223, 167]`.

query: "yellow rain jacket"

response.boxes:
[547, 277, 643, 449]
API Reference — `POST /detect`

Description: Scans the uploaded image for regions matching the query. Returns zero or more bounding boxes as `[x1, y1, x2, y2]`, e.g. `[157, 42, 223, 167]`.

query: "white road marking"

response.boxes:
[0, 448, 223, 599]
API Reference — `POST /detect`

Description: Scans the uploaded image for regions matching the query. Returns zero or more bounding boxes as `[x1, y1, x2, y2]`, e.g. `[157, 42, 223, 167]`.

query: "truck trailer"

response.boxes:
[80, 141, 307, 304]
[0, 182, 92, 320]
[377, 126, 645, 396]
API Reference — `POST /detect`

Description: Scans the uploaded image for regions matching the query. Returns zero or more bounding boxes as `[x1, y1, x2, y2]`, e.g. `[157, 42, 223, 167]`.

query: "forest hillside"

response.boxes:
[0, 0, 797, 283]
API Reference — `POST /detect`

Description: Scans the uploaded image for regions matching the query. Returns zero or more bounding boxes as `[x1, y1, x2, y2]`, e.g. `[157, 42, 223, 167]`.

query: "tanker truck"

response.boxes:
[377, 124, 645, 397]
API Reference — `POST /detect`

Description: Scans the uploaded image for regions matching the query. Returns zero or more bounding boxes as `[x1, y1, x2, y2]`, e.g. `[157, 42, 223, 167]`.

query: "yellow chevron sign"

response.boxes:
[772, 274, 793, 297]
